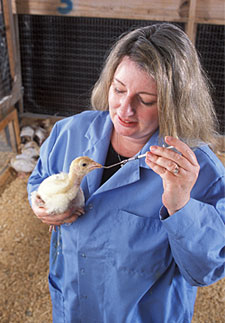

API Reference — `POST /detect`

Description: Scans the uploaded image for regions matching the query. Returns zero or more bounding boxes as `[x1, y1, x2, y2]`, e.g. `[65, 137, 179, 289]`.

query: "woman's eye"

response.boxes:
[139, 98, 157, 106]
[114, 87, 124, 94]
[142, 101, 156, 106]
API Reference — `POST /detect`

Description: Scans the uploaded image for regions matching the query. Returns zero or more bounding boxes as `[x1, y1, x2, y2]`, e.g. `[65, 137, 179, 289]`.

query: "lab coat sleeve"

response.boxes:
[160, 176, 225, 287]
[27, 122, 58, 205]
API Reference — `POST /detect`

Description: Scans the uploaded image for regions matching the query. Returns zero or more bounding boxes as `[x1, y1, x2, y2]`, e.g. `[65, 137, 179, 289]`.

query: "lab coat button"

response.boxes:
[80, 268, 85, 274]
[88, 204, 93, 209]
[80, 253, 86, 258]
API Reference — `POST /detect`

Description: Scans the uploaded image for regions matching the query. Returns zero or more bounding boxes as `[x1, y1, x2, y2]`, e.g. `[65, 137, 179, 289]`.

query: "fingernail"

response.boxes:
[150, 146, 157, 152]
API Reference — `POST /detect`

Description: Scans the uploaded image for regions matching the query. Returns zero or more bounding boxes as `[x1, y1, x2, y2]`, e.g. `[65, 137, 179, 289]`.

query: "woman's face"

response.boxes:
[109, 56, 159, 145]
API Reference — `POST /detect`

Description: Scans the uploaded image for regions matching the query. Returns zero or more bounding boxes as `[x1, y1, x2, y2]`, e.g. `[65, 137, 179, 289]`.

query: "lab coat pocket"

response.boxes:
[109, 209, 170, 280]
[48, 275, 65, 323]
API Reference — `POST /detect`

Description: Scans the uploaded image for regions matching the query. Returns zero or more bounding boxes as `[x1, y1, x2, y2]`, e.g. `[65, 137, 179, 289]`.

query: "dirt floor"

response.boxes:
[0, 174, 225, 323]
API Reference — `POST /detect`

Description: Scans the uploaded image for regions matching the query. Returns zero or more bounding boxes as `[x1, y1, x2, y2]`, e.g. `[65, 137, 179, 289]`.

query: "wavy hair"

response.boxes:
[91, 23, 219, 148]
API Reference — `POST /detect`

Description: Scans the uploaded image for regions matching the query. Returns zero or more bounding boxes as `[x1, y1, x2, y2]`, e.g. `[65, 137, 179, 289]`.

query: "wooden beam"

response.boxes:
[196, 19, 224, 25]
[12, 0, 224, 25]
[3, 0, 16, 78]
[186, 0, 197, 43]
[0, 109, 21, 152]
[1, 0, 23, 115]
[12, 0, 187, 22]
[196, 0, 225, 23]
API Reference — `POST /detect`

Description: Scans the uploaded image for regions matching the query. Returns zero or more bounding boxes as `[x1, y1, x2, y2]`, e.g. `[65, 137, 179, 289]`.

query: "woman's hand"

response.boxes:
[145, 136, 200, 215]
[31, 196, 84, 227]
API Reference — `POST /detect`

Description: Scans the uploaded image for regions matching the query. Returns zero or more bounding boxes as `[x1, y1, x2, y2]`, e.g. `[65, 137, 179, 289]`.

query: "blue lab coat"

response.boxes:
[27, 110, 225, 323]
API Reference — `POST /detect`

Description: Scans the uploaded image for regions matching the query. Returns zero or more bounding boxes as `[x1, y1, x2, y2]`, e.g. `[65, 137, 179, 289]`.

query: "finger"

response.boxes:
[41, 214, 79, 225]
[150, 142, 198, 172]
[63, 214, 80, 224]
[39, 208, 72, 221]
[41, 205, 84, 219]
[72, 207, 85, 216]
[146, 154, 182, 177]
[37, 206, 85, 224]
[145, 158, 166, 176]
[165, 136, 198, 166]
[32, 205, 49, 218]
[147, 151, 182, 174]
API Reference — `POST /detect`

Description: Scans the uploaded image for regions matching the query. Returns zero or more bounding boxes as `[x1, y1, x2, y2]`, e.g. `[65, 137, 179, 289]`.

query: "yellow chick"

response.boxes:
[31, 156, 102, 215]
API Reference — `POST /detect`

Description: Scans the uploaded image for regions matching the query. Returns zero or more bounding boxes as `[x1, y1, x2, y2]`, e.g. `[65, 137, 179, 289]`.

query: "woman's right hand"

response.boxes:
[31, 196, 84, 227]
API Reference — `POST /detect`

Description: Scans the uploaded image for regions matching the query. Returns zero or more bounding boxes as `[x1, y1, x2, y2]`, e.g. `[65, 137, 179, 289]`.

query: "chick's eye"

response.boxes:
[82, 163, 87, 167]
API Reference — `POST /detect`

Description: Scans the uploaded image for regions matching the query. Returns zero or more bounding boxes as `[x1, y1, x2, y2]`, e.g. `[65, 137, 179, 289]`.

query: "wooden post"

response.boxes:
[0, 108, 21, 152]
[186, 0, 197, 44]
[2, 0, 16, 79]
[1, 0, 23, 116]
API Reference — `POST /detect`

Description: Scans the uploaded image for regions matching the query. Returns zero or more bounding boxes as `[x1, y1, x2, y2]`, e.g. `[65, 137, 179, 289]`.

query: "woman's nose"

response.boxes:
[119, 95, 135, 117]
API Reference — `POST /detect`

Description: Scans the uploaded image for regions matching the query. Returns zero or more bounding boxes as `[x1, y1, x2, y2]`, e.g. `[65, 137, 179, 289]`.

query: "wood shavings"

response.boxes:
[0, 175, 52, 322]
[192, 279, 225, 322]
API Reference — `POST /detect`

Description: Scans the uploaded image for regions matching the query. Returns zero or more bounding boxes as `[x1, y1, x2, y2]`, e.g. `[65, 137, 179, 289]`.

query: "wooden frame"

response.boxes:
[186, 0, 197, 43]
[0, 108, 21, 153]
[0, 108, 21, 187]
[0, 1, 23, 188]
[12, 0, 224, 24]
[0, 0, 23, 118]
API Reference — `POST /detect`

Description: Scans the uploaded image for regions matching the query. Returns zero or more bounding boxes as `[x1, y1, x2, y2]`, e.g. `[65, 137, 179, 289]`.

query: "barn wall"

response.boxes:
[12, 1, 225, 133]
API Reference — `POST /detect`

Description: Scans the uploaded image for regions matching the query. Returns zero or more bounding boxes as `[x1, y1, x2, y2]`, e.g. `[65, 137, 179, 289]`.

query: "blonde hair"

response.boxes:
[91, 23, 219, 148]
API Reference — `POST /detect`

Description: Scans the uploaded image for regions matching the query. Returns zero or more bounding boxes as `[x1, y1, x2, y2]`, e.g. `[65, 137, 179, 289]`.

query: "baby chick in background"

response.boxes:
[31, 156, 102, 231]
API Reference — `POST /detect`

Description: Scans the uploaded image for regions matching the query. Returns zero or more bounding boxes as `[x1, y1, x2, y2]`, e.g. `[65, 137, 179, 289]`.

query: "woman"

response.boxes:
[28, 23, 225, 322]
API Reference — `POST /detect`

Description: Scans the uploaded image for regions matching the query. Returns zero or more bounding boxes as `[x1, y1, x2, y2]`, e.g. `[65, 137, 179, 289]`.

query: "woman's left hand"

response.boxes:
[145, 136, 200, 215]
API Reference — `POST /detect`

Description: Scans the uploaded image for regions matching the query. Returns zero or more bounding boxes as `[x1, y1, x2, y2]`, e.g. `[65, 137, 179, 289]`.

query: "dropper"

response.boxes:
[103, 145, 174, 169]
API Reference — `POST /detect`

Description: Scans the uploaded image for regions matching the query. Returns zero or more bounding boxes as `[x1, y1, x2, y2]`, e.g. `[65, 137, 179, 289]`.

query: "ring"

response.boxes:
[173, 164, 179, 175]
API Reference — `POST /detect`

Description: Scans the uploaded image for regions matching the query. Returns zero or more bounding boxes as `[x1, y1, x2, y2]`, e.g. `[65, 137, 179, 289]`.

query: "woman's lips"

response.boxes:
[117, 115, 137, 127]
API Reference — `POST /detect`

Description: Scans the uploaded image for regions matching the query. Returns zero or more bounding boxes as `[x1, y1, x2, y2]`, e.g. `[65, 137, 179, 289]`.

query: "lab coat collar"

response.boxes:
[83, 111, 160, 195]
[83, 112, 113, 195]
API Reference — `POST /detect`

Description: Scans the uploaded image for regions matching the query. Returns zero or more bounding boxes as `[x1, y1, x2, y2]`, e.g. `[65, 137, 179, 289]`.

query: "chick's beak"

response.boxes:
[88, 162, 102, 170]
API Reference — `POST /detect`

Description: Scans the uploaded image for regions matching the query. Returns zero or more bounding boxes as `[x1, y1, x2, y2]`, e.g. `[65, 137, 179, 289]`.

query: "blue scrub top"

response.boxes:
[28, 111, 225, 323]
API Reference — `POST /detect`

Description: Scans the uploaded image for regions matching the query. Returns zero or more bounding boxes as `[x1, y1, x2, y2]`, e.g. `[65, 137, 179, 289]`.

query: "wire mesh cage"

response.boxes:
[17, 15, 224, 134]
[17, 15, 184, 116]
[196, 24, 225, 134]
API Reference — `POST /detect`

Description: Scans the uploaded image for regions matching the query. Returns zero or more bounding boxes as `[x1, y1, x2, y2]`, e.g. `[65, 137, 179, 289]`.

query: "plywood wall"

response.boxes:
[12, 0, 224, 24]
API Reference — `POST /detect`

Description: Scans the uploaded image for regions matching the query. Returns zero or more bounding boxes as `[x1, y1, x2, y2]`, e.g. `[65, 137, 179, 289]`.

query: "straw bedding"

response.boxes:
[0, 174, 224, 322]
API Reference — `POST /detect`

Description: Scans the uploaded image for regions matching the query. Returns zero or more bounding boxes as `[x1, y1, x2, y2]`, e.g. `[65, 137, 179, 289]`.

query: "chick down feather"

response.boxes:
[31, 156, 102, 214]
